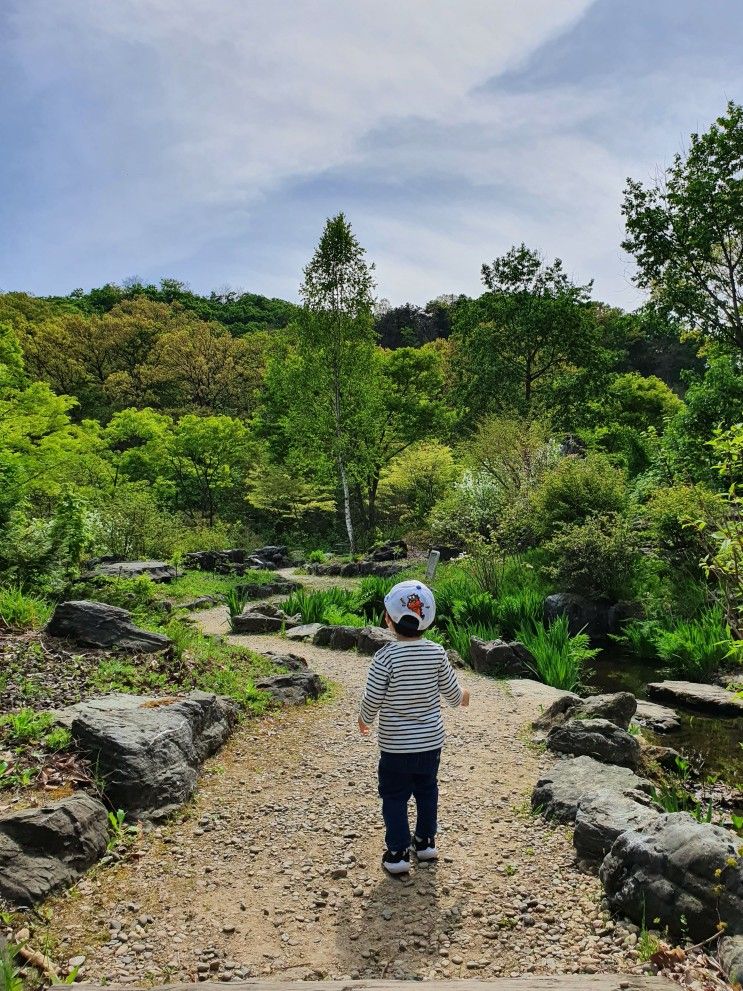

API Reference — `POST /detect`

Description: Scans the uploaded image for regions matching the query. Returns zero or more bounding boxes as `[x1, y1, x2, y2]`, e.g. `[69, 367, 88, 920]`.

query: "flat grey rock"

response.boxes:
[232, 603, 298, 633]
[356, 626, 396, 655]
[647, 680, 743, 717]
[285, 623, 325, 641]
[547, 717, 641, 769]
[254, 672, 323, 704]
[600, 812, 743, 941]
[532, 754, 652, 823]
[313, 625, 361, 650]
[45, 600, 172, 653]
[67, 692, 238, 819]
[87, 560, 176, 583]
[534, 691, 637, 734]
[507, 679, 579, 712]
[0, 793, 108, 905]
[634, 699, 681, 732]
[573, 789, 659, 861]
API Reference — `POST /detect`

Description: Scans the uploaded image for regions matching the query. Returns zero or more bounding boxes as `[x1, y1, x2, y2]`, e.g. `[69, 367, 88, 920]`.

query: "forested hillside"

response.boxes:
[0, 104, 741, 657]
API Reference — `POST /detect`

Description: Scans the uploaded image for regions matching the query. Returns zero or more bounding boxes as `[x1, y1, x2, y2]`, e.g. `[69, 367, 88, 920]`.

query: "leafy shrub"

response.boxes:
[282, 587, 357, 624]
[70, 575, 157, 614]
[655, 607, 734, 681]
[353, 575, 399, 617]
[452, 592, 500, 628]
[531, 454, 628, 535]
[430, 470, 502, 545]
[378, 441, 460, 532]
[613, 619, 664, 661]
[642, 483, 722, 568]
[542, 512, 640, 600]
[307, 549, 327, 564]
[431, 567, 482, 621]
[516, 616, 600, 691]
[0, 584, 53, 630]
[494, 590, 543, 640]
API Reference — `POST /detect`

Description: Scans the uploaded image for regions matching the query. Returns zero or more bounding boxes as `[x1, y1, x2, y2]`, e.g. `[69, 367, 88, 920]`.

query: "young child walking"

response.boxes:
[358, 579, 469, 874]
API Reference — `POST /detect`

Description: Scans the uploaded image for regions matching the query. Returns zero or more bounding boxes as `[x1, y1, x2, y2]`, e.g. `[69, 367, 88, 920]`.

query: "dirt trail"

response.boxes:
[48, 591, 645, 985]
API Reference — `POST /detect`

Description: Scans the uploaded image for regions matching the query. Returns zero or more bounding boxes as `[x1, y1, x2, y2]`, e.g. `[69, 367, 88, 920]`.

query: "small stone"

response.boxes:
[68, 956, 86, 969]
[222, 924, 236, 934]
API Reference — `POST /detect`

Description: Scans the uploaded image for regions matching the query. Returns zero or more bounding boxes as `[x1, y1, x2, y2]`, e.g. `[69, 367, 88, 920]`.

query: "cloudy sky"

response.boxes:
[1, 1, 741, 308]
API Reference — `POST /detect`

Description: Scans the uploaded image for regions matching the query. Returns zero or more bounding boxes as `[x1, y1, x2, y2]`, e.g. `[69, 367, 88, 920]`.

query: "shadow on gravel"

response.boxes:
[335, 863, 445, 979]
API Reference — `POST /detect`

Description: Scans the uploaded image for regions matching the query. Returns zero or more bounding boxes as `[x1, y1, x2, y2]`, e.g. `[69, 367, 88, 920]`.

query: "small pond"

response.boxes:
[588, 652, 743, 799]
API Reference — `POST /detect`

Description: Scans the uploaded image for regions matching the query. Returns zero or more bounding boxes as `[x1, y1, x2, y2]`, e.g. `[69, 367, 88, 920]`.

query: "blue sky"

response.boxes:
[1, 0, 741, 308]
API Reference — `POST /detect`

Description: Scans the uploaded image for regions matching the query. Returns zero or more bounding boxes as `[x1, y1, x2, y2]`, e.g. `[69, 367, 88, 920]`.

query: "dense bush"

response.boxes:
[542, 512, 640, 600]
[517, 616, 600, 691]
[530, 454, 629, 535]
[655, 607, 734, 681]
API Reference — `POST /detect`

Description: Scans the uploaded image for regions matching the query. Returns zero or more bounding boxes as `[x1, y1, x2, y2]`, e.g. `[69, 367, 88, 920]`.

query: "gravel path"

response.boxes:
[47, 612, 647, 985]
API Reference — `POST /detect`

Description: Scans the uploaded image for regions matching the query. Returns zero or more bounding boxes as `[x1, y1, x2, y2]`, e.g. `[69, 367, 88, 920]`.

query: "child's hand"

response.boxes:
[358, 717, 371, 736]
[460, 689, 470, 708]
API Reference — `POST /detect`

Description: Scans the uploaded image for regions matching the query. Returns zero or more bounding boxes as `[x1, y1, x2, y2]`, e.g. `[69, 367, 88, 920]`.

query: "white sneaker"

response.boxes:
[382, 849, 410, 874]
[413, 835, 438, 861]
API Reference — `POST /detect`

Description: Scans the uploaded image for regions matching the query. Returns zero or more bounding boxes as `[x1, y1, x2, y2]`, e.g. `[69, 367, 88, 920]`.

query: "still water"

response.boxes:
[588, 652, 743, 793]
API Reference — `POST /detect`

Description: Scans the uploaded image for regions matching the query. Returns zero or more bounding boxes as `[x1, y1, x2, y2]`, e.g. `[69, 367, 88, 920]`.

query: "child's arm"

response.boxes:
[358, 650, 390, 733]
[438, 652, 468, 707]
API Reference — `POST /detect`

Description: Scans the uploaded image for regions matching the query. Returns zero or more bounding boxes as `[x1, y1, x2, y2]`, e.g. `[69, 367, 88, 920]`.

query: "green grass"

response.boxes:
[655, 606, 734, 682]
[612, 619, 664, 661]
[0, 584, 53, 630]
[516, 615, 600, 691]
[168, 569, 276, 601]
[282, 587, 358, 624]
[0, 708, 63, 746]
[441, 619, 501, 663]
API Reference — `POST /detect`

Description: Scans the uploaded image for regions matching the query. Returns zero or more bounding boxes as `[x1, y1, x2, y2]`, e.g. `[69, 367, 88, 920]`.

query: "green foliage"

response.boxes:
[307, 549, 327, 563]
[623, 101, 743, 353]
[531, 454, 629, 535]
[655, 607, 734, 681]
[452, 244, 606, 418]
[441, 619, 501, 663]
[542, 512, 640, 600]
[516, 616, 600, 691]
[377, 441, 459, 534]
[641, 483, 722, 570]
[71, 574, 157, 614]
[282, 587, 357, 624]
[0, 708, 71, 751]
[354, 575, 399, 616]
[0, 584, 53, 630]
[0, 943, 23, 991]
[106, 808, 138, 851]
[614, 619, 664, 661]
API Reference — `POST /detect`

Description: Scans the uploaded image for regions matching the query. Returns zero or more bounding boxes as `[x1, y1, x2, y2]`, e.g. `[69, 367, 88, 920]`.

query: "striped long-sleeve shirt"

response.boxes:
[359, 638, 463, 753]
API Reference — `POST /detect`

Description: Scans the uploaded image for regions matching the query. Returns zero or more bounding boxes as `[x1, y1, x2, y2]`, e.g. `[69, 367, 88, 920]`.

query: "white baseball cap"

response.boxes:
[384, 580, 436, 631]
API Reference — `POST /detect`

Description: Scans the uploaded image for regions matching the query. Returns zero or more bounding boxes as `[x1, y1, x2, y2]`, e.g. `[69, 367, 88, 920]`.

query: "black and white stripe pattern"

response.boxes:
[359, 639, 463, 753]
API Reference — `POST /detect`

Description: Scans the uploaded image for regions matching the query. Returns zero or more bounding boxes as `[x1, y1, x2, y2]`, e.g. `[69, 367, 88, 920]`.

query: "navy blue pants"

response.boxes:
[378, 748, 441, 852]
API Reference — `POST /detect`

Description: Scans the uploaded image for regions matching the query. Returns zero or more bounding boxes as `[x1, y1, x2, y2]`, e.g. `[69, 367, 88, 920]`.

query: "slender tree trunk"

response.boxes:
[338, 454, 355, 553]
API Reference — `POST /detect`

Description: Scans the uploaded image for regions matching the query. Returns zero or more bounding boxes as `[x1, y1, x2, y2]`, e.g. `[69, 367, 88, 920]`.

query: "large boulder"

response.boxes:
[719, 936, 743, 986]
[547, 718, 641, 768]
[254, 672, 323, 705]
[508, 680, 579, 717]
[67, 692, 238, 820]
[634, 699, 681, 733]
[543, 593, 640, 643]
[533, 691, 637, 734]
[0, 794, 108, 905]
[573, 790, 659, 862]
[231, 603, 298, 633]
[369, 539, 407, 561]
[600, 813, 743, 941]
[235, 579, 300, 599]
[85, 559, 176, 583]
[313, 625, 362, 650]
[357, 626, 396, 655]
[532, 755, 652, 823]
[285, 622, 325, 642]
[470, 638, 533, 677]
[647, 681, 743, 717]
[45, 601, 172, 653]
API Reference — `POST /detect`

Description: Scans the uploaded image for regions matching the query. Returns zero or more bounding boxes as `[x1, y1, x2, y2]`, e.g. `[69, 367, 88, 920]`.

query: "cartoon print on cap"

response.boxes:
[405, 593, 425, 620]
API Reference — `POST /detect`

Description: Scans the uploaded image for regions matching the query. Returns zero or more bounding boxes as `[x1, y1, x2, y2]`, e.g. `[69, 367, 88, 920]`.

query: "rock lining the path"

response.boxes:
[470, 638, 534, 677]
[647, 680, 743, 717]
[65, 691, 238, 819]
[235, 579, 301, 598]
[600, 812, 743, 941]
[532, 754, 652, 822]
[547, 718, 641, 769]
[285, 622, 325, 642]
[533, 692, 637, 735]
[0, 793, 108, 905]
[231, 603, 299, 633]
[573, 789, 659, 862]
[312, 624, 396, 654]
[254, 671, 324, 704]
[45, 600, 172, 653]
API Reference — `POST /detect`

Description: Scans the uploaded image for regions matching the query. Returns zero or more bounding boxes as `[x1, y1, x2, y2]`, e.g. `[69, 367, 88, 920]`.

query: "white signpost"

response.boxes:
[426, 550, 440, 581]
